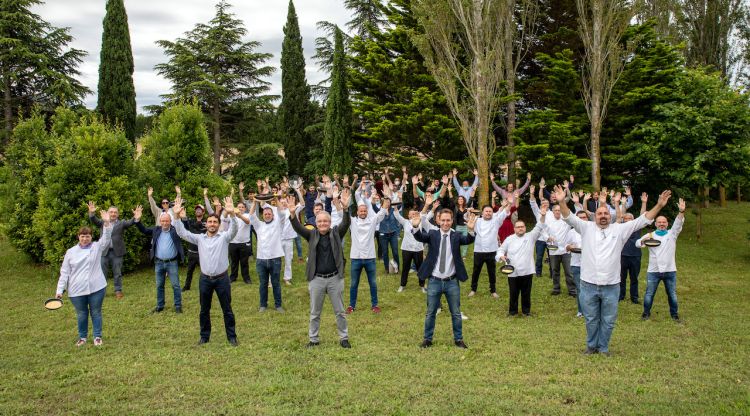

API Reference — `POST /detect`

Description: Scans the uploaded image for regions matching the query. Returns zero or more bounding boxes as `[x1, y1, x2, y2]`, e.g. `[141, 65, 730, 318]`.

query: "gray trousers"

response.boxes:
[550, 254, 576, 295]
[309, 276, 348, 343]
[101, 249, 124, 292]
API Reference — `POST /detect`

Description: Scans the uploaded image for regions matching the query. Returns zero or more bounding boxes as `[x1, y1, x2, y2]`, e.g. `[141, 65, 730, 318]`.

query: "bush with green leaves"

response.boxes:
[231, 142, 288, 187]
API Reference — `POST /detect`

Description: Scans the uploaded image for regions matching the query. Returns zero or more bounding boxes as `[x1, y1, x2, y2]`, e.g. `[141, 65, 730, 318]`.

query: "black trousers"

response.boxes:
[508, 274, 533, 315]
[184, 251, 200, 289]
[620, 255, 641, 301]
[229, 242, 252, 283]
[199, 273, 236, 341]
[470, 251, 497, 293]
[400, 249, 424, 287]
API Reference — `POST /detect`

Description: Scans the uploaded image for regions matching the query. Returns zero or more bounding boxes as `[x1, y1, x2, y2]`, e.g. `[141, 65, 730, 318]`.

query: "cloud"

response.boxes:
[32, 0, 352, 112]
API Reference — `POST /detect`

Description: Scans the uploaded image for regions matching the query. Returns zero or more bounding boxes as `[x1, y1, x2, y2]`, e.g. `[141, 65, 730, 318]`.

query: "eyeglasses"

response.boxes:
[161, 201, 169, 205]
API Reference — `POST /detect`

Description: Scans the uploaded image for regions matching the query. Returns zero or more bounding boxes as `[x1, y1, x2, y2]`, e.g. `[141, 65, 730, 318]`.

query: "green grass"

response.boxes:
[1, 204, 749, 415]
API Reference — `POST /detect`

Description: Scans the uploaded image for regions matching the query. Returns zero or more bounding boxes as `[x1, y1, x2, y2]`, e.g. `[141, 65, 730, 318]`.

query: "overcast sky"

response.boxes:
[32, 0, 352, 112]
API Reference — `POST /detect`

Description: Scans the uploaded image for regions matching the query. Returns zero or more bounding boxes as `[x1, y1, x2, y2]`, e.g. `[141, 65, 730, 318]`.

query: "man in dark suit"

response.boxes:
[87, 201, 137, 299]
[411, 208, 477, 349]
[134, 206, 185, 313]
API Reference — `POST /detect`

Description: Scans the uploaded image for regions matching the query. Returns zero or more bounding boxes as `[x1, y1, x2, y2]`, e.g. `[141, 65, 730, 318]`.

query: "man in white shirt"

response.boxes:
[496, 204, 548, 316]
[553, 185, 672, 356]
[545, 204, 576, 296]
[468, 203, 509, 298]
[636, 198, 686, 322]
[347, 187, 388, 314]
[393, 208, 426, 292]
[247, 198, 290, 313]
[227, 201, 253, 284]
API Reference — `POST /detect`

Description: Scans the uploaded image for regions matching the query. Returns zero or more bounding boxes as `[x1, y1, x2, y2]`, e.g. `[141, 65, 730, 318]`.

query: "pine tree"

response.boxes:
[0, 0, 90, 146]
[97, 0, 136, 141]
[278, 0, 312, 175]
[323, 28, 353, 174]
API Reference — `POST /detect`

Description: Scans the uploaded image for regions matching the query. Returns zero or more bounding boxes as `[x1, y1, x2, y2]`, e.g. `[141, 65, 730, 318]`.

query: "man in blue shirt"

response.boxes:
[378, 198, 402, 274]
[135, 207, 185, 314]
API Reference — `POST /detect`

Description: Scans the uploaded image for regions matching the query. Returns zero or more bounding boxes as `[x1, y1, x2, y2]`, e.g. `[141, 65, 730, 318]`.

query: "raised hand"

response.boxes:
[551, 185, 566, 203]
[641, 192, 648, 203]
[678, 197, 686, 212]
[473, 168, 478, 176]
[527, 172, 532, 180]
[147, 187, 153, 197]
[203, 188, 208, 197]
[624, 186, 631, 196]
[441, 175, 449, 185]
[539, 201, 549, 217]
[223, 196, 235, 216]
[490, 172, 495, 180]
[100, 210, 111, 225]
[539, 177, 546, 187]
[571, 192, 580, 204]
[657, 190, 672, 207]
[172, 196, 183, 215]
[175, 185, 181, 195]
[529, 184, 535, 195]
[424, 192, 434, 207]
[452, 167, 458, 176]
[239, 182, 245, 193]
[402, 166, 407, 173]
[599, 189, 608, 204]
[411, 175, 419, 185]
[466, 212, 477, 231]
[87, 201, 97, 214]
[340, 188, 352, 207]
[491, 190, 497, 200]
[570, 175, 575, 183]
[613, 192, 622, 205]
[410, 214, 421, 228]
[132, 205, 143, 221]
[563, 179, 569, 188]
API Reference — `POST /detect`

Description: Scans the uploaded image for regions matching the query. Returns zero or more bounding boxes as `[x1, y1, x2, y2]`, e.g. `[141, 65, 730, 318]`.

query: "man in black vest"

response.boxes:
[411, 208, 477, 349]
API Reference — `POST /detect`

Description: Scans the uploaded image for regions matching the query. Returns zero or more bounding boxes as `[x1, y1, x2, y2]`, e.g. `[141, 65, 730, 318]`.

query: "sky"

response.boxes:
[32, 0, 353, 112]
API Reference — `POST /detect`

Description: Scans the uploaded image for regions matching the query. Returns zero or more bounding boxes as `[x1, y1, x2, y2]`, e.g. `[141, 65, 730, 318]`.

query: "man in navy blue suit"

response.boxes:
[410, 208, 477, 349]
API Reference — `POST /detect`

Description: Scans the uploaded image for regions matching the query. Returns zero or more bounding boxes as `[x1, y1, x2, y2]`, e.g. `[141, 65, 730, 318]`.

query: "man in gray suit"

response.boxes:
[88, 201, 137, 299]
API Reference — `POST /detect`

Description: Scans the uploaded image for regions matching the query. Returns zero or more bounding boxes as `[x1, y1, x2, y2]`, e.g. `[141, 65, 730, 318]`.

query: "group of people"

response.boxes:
[54, 168, 685, 356]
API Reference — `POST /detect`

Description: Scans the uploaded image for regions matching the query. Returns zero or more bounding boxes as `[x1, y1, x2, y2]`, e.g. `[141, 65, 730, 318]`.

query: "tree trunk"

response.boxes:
[3, 73, 12, 146]
[702, 186, 709, 208]
[719, 184, 726, 207]
[212, 103, 221, 175]
[590, 100, 602, 189]
[506, 92, 517, 186]
[737, 182, 742, 203]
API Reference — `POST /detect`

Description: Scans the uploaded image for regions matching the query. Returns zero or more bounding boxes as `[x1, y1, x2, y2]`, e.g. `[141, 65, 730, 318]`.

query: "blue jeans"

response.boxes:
[424, 278, 462, 341]
[294, 236, 303, 258]
[579, 281, 619, 353]
[69, 287, 106, 339]
[571, 266, 582, 314]
[257, 258, 282, 308]
[155, 259, 182, 309]
[534, 240, 547, 277]
[350, 258, 378, 308]
[643, 271, 678, 318]
[379, 231, 400, 271]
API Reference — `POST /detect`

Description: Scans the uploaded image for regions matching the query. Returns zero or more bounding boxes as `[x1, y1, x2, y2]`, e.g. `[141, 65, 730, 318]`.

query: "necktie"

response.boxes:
[439, 233, 448, 273]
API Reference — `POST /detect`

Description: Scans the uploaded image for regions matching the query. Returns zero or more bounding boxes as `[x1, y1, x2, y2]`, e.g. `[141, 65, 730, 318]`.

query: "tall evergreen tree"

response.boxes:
[0, 0, 90, 146]
[155, 1, 274, 174]
[278, 0, 312, 175]
[97, 0, 136, 141]
[323, 28, 352, 174]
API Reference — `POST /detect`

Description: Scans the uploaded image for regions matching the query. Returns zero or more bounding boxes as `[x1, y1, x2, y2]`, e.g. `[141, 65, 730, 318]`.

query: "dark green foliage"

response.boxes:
[232, 143, 288, 186]
[32, 115, 141, 267]
[97, 0, 136, 141]
[278, 0, 313, 175]
[0, 0, 90, 144]
[322, 28, 353, 175]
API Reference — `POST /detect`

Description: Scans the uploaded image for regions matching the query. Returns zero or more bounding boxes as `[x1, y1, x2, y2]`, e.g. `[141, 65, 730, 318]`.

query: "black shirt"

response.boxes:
[315, 232, 337, 275]
[184, 218, 207, 251]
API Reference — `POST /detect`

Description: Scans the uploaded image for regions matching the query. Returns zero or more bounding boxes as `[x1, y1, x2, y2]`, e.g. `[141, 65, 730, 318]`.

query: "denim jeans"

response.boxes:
[199, 273, 235, 341]
[579, 281, 619, 353]
[534, 240, 547, 277]
[257, 257, 282, 308]
[643, 271, 679, 318]
[69, 287, 106, 339]
[155, 259, 182, 309]
[455, 225, 469, 258]
[379, 231, 400, 271]
[424, 278, 462, 341]
[350, 258, 378, 309]
[571, 266, 582, 314]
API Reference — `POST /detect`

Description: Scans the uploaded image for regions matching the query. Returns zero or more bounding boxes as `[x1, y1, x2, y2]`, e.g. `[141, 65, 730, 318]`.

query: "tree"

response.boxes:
[323, 28, 353, 174]
[232, 143, 288, 185]
[155, 0, 274, 174]
[97, 0, 137, 142]
[410, 0, 513, 206]
[278, 0, 313, 175]
[345, 0, 387, 39]
[576, 0, 633, 188]
[0, 0, 90, 146]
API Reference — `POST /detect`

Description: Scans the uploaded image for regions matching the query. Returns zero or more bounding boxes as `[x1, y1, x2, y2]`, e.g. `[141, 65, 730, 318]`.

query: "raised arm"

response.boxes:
[147, 187, 161, 220]
[87, 201, 104, 227]
[516, 172, 531, 195]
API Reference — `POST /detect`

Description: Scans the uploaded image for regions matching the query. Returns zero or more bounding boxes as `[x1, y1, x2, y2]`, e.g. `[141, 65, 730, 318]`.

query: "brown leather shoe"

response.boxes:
[115, 291, 124, 299]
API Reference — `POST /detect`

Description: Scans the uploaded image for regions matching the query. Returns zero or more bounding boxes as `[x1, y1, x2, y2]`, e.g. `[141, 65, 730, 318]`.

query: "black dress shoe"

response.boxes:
[306, 341, 320, 348]
[550, 291, 560, 296]
[182, 286, 190, 291]
[175, 307, 182, 314]
[340, 339, 351, 348]
[151, 307, 164, 314]
[631, 299, 641, 305]
[228, 338, 239, 347]
[197, 338, 209, 345]
[641, 313, 650, 321]
[582, 347, 598, 355]
[244, 279, 252, 284]
[420, 339, 432, 348]
[455, 340, 468, 349]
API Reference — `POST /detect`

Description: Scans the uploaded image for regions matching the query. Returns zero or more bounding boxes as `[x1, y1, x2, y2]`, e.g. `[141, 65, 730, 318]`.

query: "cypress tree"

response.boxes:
[278, 0, 312, 175]
[97, 0, 136, 141]
[323, 28, 352, 174]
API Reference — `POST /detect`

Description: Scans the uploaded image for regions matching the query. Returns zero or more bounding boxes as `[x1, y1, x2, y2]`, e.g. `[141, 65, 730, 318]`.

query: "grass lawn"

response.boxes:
[1, 203, 749, 415]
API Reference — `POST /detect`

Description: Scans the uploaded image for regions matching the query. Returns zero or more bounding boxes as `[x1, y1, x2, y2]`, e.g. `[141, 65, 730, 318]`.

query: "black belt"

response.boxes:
[202, 270, 228, 280]
[156, 256, 178, 263]
[315, 271, 338, 279]
[430, 275, 456, 281]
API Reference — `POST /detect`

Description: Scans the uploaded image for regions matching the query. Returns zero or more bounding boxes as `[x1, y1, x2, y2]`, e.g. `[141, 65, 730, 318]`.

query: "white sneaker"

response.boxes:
[421, 287, 427, 294]
[491, 292, 499, 299]
[461, 312, 469, 320]
[467, 291, 476, 297]
[397, 286, 404, 293]
[576, 312, 584, 318]
[436, 307, 442, 315]
[410, 268, 416, 274]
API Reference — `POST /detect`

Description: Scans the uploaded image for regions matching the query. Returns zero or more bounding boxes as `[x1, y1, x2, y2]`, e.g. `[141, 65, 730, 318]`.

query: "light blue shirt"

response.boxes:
[155, 228, 177, 260]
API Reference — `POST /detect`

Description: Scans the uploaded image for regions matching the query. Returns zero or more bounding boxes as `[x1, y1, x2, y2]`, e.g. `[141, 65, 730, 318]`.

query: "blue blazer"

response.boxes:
[135, 221, 185, 262]
[412, 228, 475, 282]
